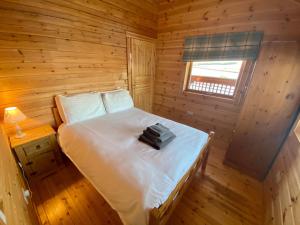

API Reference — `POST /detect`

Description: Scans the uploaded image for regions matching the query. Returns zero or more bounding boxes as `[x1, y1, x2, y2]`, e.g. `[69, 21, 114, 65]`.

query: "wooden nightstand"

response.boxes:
[10, 125, 62, 180]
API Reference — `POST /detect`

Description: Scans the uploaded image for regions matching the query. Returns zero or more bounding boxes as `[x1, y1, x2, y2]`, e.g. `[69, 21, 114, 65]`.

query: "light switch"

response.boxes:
[275, 171, 281, 184]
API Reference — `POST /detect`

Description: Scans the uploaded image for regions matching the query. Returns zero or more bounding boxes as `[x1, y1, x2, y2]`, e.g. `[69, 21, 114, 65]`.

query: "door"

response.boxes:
[127, 33, 156, 112]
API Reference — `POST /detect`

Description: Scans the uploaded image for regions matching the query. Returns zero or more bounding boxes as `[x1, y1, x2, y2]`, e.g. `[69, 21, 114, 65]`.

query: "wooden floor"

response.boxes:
[30, 142, 264, 225]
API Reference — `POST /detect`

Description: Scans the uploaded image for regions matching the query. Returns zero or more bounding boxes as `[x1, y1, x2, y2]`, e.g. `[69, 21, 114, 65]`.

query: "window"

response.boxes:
[185, 60, 246, 99]
[182, 31, 263, 103]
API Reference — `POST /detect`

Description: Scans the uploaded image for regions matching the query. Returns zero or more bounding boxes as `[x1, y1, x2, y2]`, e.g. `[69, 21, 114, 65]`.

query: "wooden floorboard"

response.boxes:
[30, 142, 264, 225]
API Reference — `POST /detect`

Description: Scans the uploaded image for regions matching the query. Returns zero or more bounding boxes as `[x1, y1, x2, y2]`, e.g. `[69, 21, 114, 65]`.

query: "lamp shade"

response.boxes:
[4, 107, 27, 124]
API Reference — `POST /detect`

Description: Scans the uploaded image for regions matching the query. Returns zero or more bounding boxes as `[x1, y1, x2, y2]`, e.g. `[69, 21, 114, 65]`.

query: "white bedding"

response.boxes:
[58, 108, 208, 225]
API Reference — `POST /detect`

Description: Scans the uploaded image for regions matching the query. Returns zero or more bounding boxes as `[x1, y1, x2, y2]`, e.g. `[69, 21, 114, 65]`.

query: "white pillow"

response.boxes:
[55, 92, 106, 124]
[102, 89, 134, 113]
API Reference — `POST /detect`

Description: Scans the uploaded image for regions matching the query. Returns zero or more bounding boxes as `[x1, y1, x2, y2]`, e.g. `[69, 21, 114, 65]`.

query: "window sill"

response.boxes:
[182, 90, 238, 104]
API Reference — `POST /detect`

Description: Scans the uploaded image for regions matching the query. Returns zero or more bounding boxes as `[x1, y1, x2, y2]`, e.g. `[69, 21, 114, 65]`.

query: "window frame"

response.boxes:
[183, 60, 255, 105]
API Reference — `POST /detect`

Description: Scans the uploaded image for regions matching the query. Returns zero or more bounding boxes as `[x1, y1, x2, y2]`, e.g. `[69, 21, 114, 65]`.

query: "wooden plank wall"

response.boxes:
[154, 0, 300, 143]
[225, 43, 300, 180]
[0, 0, 158, 133]
[263, 116, 300, 225]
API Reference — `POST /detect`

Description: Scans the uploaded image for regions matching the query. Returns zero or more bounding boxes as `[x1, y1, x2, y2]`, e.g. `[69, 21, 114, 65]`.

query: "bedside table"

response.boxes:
[10, 125, 62, 179]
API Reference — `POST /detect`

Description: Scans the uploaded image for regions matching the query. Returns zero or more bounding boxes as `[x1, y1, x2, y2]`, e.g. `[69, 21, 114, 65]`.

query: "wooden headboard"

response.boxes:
[52, 108, 63, 129]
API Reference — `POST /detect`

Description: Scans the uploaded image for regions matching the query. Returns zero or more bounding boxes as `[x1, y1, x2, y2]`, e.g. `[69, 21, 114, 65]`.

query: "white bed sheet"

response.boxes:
[58, 108, 208, 225]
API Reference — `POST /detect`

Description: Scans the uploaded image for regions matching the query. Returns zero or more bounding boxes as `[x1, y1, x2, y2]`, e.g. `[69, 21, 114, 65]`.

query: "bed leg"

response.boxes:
[149, 208, 160, 225]
[201, 147, 210, 176]
[201, 131, 214, 176]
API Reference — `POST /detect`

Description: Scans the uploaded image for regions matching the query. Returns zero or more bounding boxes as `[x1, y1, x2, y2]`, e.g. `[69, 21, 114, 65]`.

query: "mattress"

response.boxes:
[58, 108, 208, 225]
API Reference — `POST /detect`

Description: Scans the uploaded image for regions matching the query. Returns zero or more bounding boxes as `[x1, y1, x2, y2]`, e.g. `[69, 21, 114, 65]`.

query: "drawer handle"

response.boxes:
[36, 145, 41, 150]
[25, 161, 33, 166]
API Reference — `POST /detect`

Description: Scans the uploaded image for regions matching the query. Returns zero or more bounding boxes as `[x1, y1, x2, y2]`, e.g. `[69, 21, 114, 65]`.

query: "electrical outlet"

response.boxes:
[0, 200, 7, 225]
[22, 188, 30, 205]
[186, 111, 194, 116]
[0, 209, 7, 225]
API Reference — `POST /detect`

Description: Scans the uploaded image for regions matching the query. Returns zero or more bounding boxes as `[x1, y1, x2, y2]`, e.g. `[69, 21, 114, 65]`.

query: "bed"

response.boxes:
[53, 91, 214, 225]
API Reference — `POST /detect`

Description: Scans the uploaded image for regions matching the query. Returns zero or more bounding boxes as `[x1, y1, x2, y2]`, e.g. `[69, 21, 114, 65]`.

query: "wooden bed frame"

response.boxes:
[52, 107, 214, 225]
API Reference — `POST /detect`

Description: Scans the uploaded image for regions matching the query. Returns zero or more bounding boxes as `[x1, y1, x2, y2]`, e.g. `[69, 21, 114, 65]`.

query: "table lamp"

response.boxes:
[4, 107, 27, 138]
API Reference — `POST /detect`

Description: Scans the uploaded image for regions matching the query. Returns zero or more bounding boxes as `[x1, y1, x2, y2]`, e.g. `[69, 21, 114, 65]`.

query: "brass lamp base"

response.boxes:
[15, 123, 26, 139]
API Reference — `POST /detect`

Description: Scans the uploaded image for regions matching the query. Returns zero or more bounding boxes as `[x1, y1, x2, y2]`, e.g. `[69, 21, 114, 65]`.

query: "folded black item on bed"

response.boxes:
[138, 132, 176, 150]
[143, 129, 174, 143]
[146, 123, 170, 137]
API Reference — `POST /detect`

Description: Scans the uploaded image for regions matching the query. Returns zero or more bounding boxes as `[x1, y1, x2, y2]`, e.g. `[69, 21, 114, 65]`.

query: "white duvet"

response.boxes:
[58, 108, 208, 225]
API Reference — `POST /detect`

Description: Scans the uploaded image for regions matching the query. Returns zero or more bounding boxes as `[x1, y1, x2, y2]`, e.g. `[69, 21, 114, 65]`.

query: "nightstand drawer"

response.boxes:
[10, 125, 62, 180]
[27, 151, 57, 177]
[22, 137, 52, 157]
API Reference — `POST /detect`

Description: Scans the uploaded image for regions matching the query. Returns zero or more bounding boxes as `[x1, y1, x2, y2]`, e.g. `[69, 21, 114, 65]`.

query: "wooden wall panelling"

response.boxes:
[0, 125, 39, 225]
[263, 115, 300, 225]
[158, 0, 300, 39]
[225, 42, 300, 180]
[0, 0, 158, 133]
[154, 0, 300, 145]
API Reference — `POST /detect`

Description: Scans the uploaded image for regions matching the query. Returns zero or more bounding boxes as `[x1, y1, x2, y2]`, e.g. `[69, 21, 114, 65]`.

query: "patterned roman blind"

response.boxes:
[183, 31, 263, 62]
